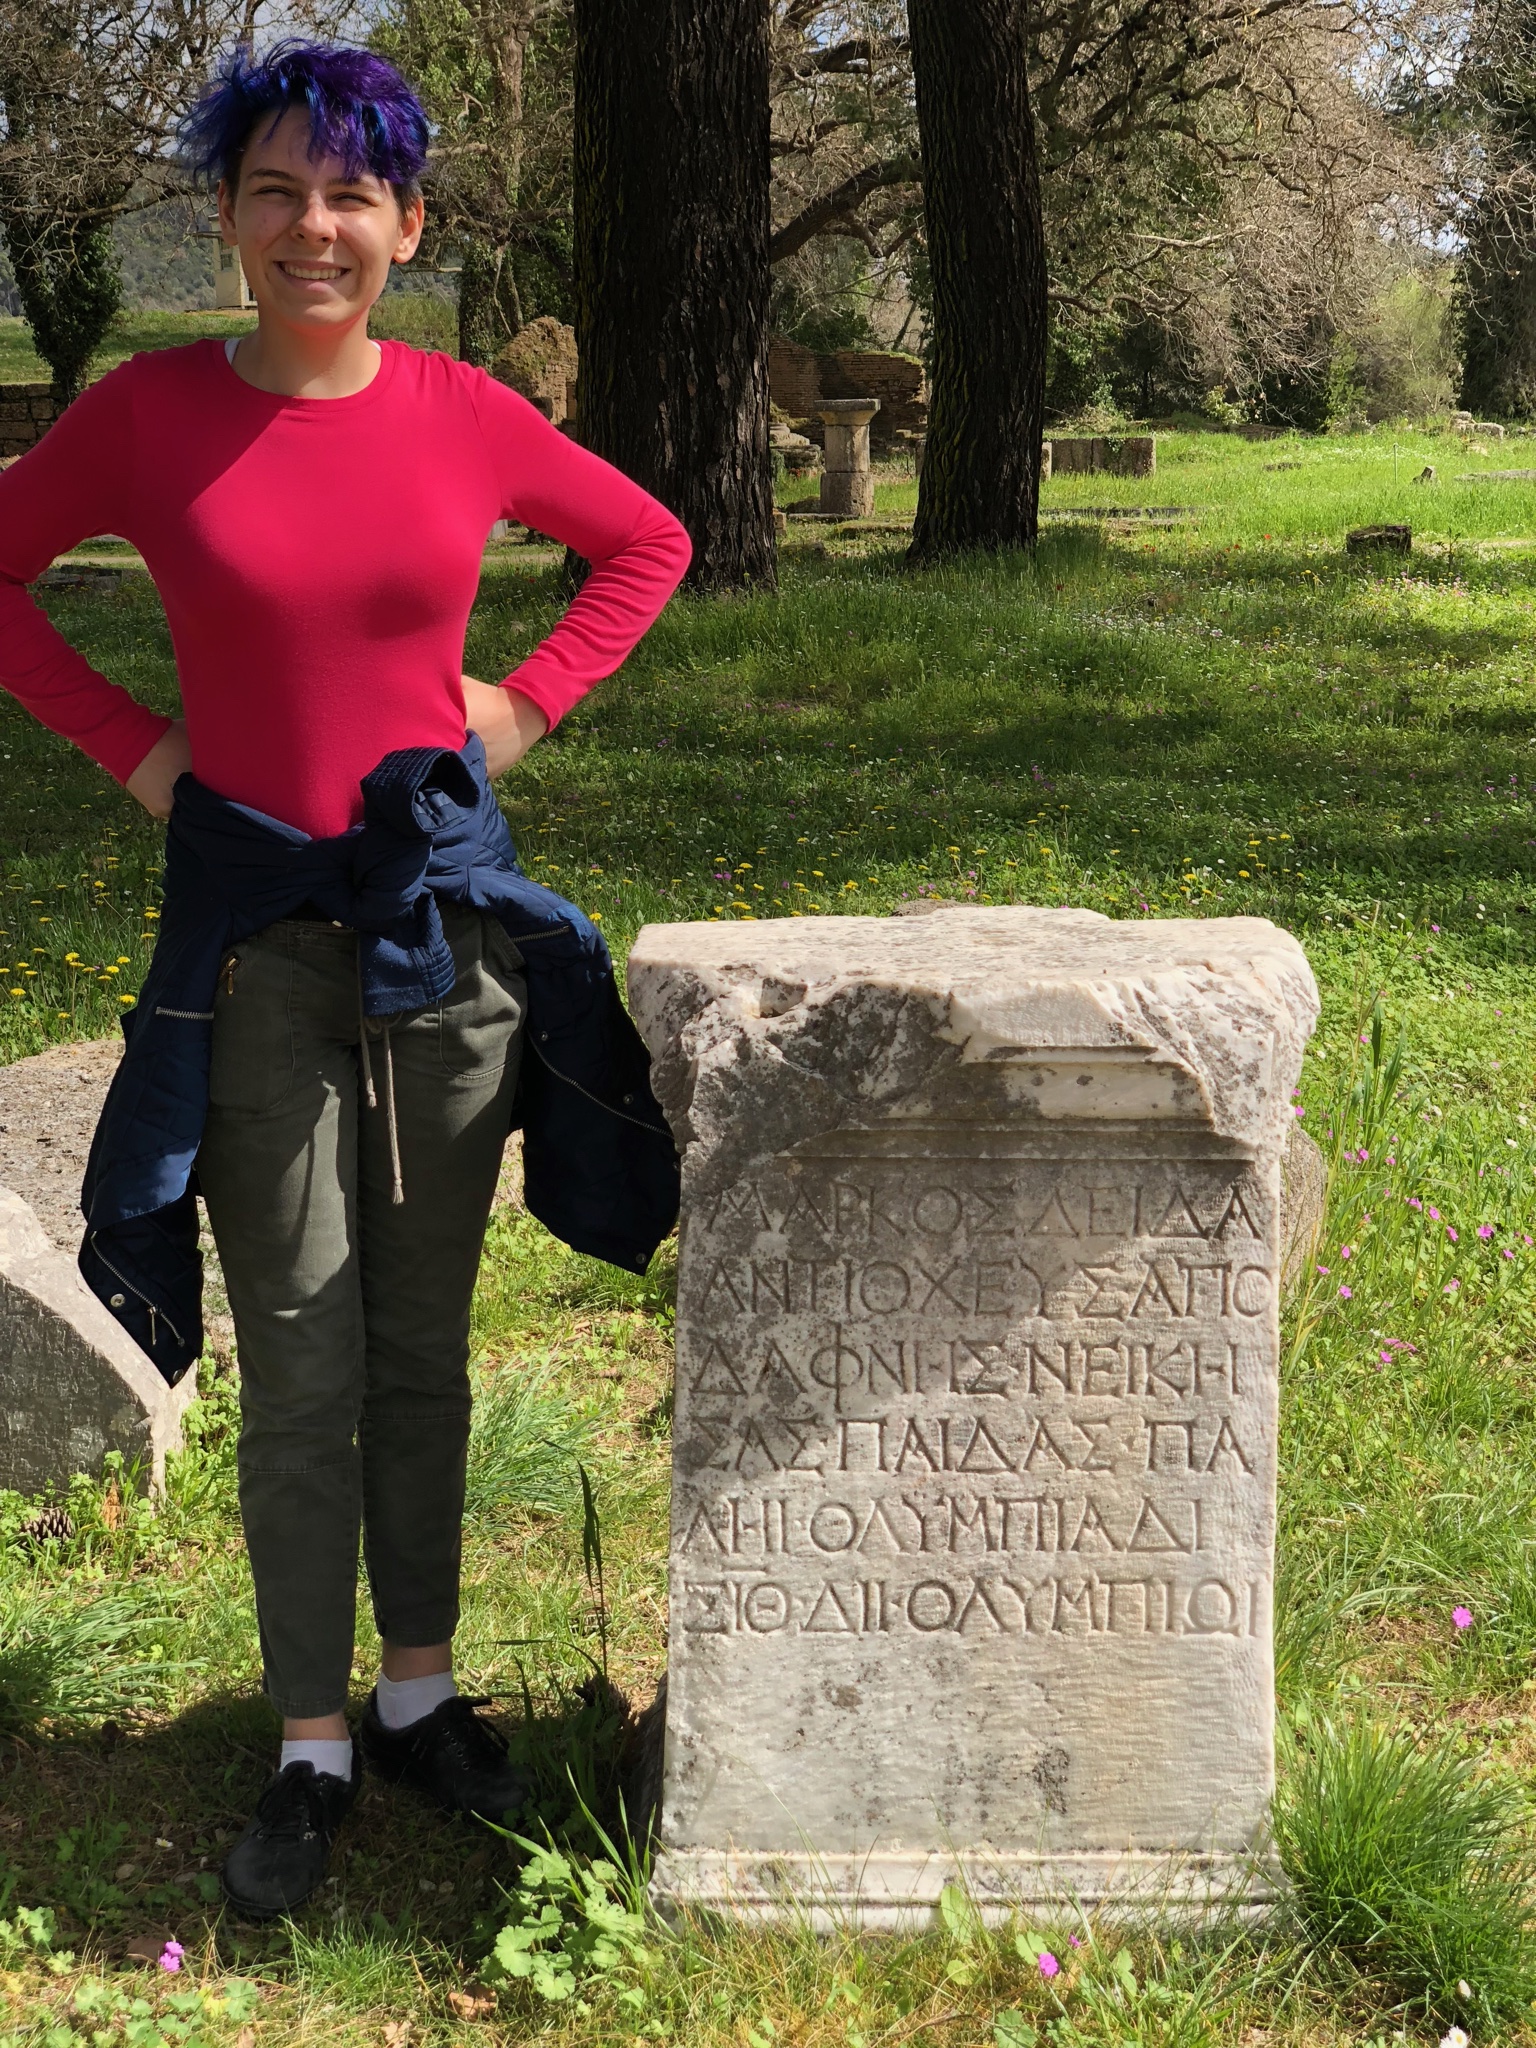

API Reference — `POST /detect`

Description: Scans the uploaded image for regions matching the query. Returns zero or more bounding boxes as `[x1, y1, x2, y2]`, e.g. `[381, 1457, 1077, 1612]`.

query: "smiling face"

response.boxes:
[217, 104, 424, 334]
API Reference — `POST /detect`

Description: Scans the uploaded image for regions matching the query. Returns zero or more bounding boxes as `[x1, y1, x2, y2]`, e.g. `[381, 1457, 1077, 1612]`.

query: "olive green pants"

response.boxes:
[196, 906, 525, 1718]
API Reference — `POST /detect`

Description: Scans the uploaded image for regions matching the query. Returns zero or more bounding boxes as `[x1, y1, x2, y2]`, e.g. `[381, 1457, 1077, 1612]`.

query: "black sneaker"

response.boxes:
[221, 1750, 361, 1921]
[359, 1690, 531, 1822]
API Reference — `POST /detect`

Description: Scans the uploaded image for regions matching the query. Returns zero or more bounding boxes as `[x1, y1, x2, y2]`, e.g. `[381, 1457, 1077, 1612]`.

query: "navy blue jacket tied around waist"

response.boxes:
[80, 736, 679, 1387]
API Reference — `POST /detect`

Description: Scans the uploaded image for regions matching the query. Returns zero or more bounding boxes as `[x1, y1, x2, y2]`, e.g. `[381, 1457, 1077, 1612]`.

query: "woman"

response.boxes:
[0, 43, 690, 1918]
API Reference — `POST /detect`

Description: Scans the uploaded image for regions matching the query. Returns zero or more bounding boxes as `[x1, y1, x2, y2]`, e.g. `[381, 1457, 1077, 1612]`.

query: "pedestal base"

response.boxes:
[651, 1845, 1284, 1931]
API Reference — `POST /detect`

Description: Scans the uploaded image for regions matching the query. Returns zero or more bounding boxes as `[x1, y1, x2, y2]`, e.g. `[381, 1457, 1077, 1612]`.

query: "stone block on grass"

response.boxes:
[0, 1184, 197, 1496]
[628, 906, 1318, 1927]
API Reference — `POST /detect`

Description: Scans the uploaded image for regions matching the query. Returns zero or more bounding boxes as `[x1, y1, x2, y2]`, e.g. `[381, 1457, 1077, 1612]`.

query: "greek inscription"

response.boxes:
[679, 1571, 1258, 1637]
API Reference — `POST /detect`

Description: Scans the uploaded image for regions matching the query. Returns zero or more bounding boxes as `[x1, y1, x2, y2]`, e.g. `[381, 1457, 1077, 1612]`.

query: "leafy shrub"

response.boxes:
[483, 1835, 652, 2006]
[1273, 1713, 1536, 2026]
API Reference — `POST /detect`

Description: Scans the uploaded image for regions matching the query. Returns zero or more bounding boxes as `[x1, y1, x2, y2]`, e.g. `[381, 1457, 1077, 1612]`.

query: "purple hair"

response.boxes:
[180, 41, 430, 194]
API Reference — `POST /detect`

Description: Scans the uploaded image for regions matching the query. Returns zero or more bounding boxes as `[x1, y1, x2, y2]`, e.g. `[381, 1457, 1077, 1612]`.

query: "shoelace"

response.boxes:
[253, 1764, 339, 1843]
[411, 1695, 510, 1771]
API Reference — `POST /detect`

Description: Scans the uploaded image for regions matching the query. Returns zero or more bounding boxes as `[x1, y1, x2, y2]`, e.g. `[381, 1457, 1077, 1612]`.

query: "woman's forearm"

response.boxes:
[461, 676, 549, 778]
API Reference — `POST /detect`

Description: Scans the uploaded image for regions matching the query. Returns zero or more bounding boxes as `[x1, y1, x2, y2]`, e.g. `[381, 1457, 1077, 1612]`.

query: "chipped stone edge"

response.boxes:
[0, 1183, 197, 1492]
[628, 913, 1320, 1172]
[650, 1847, 1285, 1930]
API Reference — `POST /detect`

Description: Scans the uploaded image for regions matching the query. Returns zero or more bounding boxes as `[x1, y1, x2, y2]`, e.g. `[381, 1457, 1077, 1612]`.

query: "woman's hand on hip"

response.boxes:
[462, 676, 549, 778]
[125, 720, 193, 819]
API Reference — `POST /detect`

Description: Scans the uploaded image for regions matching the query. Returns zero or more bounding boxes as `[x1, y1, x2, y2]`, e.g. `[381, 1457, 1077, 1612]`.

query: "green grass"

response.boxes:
[5, 423, 1536, 2042]
[0, 295, 455, 384]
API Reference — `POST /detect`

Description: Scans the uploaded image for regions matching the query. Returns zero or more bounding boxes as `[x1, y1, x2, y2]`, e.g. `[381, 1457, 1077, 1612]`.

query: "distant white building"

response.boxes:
[213, 244, 256, 311]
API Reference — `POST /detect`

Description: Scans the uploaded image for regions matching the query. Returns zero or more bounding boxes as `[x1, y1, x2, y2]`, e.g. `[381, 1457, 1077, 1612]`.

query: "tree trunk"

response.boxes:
[1459, 202, 1536, 419]
[572, 0, 775, 593]
[907, 0, 1047, 561]
[457, 236, 524, 368]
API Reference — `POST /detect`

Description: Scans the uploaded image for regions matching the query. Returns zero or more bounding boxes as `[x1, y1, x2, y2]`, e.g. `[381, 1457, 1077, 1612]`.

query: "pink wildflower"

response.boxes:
[1317, 1264, 1330, 1276]
[1447, 1227, 1459, 1243]
[1428, 1206, 1441, 1220]
[1453, 1606, 1473, 1631]
[1341, 1244, 1353, 1259]
[1339, 1285, 1352, 1299]
[1068, 1935, 1083, 1949]
[158, 1940, 184, 1974]
[1445, 1279, 1460, 1293]
[1478, 1224, 1495, 1239]
[1504, 1248, 1516, 1260]
[1408, 1197, 1422, 1210]
[1038, 1953, 1060, 1979]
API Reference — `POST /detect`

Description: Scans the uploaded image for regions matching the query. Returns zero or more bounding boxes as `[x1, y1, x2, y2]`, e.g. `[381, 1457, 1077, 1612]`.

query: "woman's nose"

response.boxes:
[294, 196, 337, 240]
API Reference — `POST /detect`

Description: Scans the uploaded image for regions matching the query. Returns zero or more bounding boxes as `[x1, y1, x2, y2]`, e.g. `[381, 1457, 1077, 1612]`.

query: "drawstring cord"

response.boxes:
[357, 948, 405, 1205]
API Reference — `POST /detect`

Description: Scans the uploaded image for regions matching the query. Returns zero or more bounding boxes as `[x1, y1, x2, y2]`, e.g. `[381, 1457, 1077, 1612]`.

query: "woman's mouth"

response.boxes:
[277, 261, 347, 282]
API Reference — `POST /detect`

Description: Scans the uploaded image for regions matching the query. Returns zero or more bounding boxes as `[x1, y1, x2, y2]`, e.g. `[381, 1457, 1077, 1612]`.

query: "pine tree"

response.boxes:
[1460, 15, 1536, 417]
[907, 0, 1047, 560]
[571, 0, 776, 592]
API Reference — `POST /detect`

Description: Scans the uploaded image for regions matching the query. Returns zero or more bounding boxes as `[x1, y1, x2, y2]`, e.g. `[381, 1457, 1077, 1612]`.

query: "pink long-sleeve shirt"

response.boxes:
[0, 339, 690, 839]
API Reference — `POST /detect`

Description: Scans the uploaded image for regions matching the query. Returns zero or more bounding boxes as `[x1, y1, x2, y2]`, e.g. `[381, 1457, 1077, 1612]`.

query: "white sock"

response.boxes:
[280, 1736, 354, 1782]
[375, 1669, 458, 1731]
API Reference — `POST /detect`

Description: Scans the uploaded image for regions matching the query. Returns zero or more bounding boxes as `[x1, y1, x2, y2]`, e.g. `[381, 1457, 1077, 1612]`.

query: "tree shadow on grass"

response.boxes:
[0, 1669, 660, 1975]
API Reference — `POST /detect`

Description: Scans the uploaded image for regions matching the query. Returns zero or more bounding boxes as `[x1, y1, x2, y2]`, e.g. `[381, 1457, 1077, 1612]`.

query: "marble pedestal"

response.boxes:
[628, 908, 1318, 1927]
[818, 399, 880, 518]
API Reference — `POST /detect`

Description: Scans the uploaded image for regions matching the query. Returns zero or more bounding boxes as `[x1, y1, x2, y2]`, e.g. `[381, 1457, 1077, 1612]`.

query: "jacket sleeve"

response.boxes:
[0, 363, 172, 782]
[468, 373, 692, 729]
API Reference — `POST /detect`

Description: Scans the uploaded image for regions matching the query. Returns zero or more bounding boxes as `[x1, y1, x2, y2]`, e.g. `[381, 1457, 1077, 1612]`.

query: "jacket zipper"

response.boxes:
[221, 952, 240, 995]
[87, 1231, 184, 1353]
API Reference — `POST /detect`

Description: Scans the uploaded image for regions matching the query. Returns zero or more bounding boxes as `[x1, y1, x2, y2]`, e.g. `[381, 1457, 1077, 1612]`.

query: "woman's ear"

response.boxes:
[216, 176, 238, 245]
[392, 192, 426, 266]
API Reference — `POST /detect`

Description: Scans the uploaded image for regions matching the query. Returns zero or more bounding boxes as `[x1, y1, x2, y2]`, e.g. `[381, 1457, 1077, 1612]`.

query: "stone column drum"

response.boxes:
[818, 398, 880, 518]
[627, 908, 1318, 1926]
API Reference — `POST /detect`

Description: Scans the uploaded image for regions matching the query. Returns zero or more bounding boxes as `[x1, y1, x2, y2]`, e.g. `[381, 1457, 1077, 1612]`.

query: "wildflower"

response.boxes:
[1478, 1224, 1495, 1239]
[1458, 1980, 1473, 2000]
[1447, 1227, 1459, 1243]
[1038, 1952, 1060, 1979]
[1445, 1279, 1460, 1292]
[1428, 1206, 1440, 1220]
[1453, 1607, 1472, 1630]
[1504, 1248, 1516, 1260]
[1068, 1935, 1082, 1949]
[1341, 1244, 1353, 1259]
[1316, 1264, 1330, 1276]
[1440, 2029, 1469, 2048]
[1339, 1285, 1352, 1298]
[1408, 1197, 1422, 1210]
[158, 1939, 184, 1973]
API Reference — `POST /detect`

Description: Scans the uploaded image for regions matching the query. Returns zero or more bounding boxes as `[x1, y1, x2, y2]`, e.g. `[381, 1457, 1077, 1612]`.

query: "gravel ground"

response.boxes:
[0, 1033, 233, 1355]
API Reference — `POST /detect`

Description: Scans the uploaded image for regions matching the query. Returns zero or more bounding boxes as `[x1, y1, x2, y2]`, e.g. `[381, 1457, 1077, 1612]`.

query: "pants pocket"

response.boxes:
[438, 915, 526, 1077]
[208, 937, 297, 1112]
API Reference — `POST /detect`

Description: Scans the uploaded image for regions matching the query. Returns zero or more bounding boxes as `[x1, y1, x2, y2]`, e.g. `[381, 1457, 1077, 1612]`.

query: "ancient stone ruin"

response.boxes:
[628, 907, 1318, 1925]
[1048, 436, 1157, 479]
[0, 1039, 197, 1494]
[818, 399, 880, 518]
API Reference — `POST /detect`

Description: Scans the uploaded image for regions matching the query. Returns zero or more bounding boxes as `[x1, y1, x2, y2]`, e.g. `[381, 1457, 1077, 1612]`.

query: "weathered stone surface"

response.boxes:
[819, 399, 879, 518]
[628, 907, 1319, 1926]
[0, 1185, 196, 1495]
[491, 317, 579, 425]
[1047, 435, 1157, 479]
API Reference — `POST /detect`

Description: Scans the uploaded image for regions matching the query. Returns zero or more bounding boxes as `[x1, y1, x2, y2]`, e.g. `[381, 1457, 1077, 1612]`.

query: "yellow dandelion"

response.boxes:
[115, 956, 130, 965]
